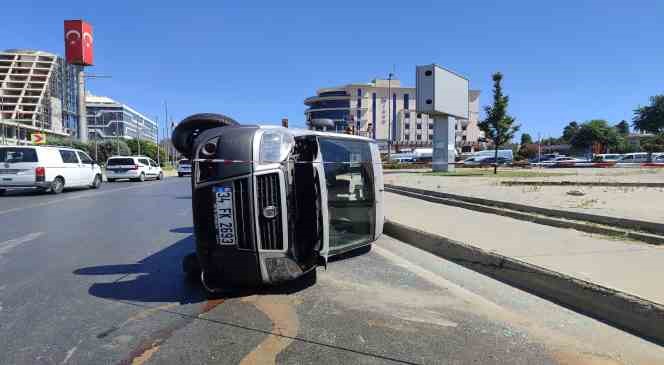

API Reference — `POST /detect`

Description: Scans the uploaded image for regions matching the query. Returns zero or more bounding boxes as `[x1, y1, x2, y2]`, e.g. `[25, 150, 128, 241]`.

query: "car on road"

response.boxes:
[463, 156, 511, 166]
[177, 158, 192, 177]
[0, 145, 103, 195]
[389, 153, 415, 163]
[172, 113, 384, 290]
[593, 153, 622, 162]
[548, 156, 589, 167]
[105, 156, 163, 182]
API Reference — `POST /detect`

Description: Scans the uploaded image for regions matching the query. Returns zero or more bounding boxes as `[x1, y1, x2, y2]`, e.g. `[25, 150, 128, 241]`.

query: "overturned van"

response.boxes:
[172, 114, 384, 290]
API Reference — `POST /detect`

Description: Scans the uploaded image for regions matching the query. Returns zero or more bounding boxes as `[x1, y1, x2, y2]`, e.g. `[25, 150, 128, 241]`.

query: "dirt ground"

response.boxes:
[383, 167, 664, 223]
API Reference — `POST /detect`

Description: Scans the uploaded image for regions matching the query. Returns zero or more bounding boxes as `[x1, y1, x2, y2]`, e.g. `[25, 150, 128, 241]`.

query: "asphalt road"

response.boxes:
[1, 178, 663, 364]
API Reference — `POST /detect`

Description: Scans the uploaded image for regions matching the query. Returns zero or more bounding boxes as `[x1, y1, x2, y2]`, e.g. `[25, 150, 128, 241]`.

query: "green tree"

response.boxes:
[520, 133, 533, 145]
[615, 120, 630, 136]
[633, 95, 664, 133]
[562, 121, 580, 142]
[570, 120, 621, 153]
[478, 72, 520, 174]
[126, 139, 166, 164]
[517, 143, 538, 160]
[641, 133, 664, 161]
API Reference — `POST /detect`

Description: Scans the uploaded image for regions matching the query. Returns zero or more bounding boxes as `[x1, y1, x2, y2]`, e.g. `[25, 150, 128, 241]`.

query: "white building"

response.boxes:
[86, 93, 158, 143]
[304, 78, 482, 152]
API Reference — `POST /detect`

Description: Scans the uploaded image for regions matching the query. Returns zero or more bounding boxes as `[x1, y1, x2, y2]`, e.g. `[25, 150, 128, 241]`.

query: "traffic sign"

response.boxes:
[31, 133, 46, 144]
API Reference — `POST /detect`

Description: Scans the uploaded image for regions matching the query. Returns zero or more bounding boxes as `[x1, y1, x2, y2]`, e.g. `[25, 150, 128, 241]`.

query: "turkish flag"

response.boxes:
[64, 20, 94, 66]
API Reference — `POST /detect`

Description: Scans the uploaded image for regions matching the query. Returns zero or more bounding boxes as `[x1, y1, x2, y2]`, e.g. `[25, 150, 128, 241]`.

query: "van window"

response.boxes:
[149, 160, 158, 167]
[138, 158, 150, 166]
[107, 158, 135, 166]
[0, 147, 38, 163]
[59, 150, 80, 164]
[77, 152, 93, 163]
[319, 138, 375, 250]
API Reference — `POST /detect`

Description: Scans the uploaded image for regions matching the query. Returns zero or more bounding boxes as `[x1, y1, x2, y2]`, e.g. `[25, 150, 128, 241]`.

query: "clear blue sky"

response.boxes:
[3, 0, 663, 139]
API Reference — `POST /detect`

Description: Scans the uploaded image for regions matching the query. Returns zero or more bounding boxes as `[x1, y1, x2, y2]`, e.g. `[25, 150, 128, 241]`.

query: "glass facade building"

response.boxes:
[86, 94, 157, 143]
[0, 49, 81, 144]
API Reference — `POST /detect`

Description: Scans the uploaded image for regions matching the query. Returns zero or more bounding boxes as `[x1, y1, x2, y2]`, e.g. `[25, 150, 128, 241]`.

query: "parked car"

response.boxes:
[618, 153, 649, 163]
[106, 156, 163, 182]
[654, 155, 664, 163]
[177, 158, 192, 177]
[463, 156, 511, 166]
[529, 154, 562, 166]
[0, 145, 103, 195]
[389, 153, 415, 163]
[593, 153, 622, 162]
[549, 156, 589, 167]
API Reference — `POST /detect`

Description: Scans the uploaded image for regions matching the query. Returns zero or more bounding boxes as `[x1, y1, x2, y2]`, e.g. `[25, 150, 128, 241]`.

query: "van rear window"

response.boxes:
[107, 158, 135, 165]
[0, 148, 38, 163]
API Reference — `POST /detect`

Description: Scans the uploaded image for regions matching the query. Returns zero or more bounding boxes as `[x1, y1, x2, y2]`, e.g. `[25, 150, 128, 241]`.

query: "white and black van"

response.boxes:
[172, 113, 384, 290]
[0, 146, 103, 195]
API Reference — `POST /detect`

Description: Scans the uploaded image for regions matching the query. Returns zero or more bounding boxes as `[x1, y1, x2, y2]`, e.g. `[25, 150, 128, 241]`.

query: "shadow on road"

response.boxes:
[74, 231, 318, 304]
[74, 234, 205, 304]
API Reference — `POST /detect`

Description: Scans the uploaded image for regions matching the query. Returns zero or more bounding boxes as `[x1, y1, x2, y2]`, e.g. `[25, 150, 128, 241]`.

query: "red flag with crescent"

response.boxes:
[64, 20, 94, 66]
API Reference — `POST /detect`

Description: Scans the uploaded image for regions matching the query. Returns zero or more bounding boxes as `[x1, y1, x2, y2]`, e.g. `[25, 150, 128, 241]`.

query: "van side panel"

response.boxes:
[371, 143, 384, 240]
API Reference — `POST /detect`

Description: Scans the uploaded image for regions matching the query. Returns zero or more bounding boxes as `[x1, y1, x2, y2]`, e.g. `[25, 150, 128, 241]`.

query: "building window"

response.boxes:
[429, 134, 433, 140]
[416, 123, 422, 130]
[462, 135, 467, 141]
[404, 112, 410, 118]
[404, 93, 409, 110]
[417, 113, 422, 118]
[405, 134, 410, 141]
[428, 123, 433, 130]
[462, 126, 467, 131]
[404, 123, 410, 130]
[416, 134, 422, 141]
[371, 93, 376, 138]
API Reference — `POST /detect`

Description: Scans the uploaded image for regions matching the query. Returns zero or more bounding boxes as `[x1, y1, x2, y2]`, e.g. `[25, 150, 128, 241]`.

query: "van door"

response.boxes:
[58, 149, 83, 186]
[76, 151, 95, 185]
[0, 147, 38, 187]
[138, 158, 153, 176]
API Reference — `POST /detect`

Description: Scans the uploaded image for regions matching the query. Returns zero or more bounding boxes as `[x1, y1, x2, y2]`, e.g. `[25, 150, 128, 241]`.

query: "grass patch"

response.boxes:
[424, 169, 575, 178]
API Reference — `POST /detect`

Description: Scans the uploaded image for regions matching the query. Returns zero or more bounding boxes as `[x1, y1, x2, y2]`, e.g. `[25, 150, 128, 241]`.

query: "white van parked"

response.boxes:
[0, 145, 103, 195]
[105, 156, 163, 182]
[618, 153, 649, 164]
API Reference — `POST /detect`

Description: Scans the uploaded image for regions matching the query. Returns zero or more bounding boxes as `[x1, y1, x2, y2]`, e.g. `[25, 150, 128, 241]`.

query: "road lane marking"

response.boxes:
[239, 295, 300, 365]
[0, 180, 178, 216]
[0, 232, 43, 257]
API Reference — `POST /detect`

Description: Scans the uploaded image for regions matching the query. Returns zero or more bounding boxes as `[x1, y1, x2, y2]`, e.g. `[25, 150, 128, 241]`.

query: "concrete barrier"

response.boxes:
[386, 184, 664, 238]
[500, 181, 664, 188]
[384, 220, 664, 345]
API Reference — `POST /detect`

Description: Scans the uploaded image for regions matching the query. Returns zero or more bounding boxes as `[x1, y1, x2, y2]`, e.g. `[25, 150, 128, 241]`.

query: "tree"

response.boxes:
[641, 133, 664, 160]
[517, 143, 538, 160]
[562, 121, 579, 142]
[520, 133, 533, 145]
[478, 72, 520, 174]
[615, 120, 630, 136]
[633, 95, 664, 134]
[126, 139, 166, 164]
[570, 120, 620, 153]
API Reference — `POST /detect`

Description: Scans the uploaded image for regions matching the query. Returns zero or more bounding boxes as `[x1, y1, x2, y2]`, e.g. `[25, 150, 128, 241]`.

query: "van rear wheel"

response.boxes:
[50, 177, 64, 194]
[138, 173, 145, 182]
[91, 174, 102, 189]
[0, 189, 6, 196]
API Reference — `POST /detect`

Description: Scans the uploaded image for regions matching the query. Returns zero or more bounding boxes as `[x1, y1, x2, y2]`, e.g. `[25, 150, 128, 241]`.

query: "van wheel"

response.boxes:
[91, 174, 102, 189]
[138, 173, 145, 182]
[178, 173, 183, 177]
[0, 189, 6, 196]
[107, 178, 116, 182]
[50, 177, 64, 194]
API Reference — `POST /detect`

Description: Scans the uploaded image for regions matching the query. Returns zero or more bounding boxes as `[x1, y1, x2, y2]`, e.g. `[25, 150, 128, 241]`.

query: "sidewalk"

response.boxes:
[384, 192, 664, 305]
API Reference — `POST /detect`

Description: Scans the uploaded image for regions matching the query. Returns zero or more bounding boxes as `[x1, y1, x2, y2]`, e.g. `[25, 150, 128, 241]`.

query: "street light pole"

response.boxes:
[387, 73, 394, 161]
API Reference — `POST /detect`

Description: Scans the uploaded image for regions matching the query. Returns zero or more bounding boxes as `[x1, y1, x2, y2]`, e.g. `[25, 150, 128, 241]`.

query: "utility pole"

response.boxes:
[387, 72, 394, 161]
[164, 101, 169, 166]
[155, 116, 160, 165]
[137, 119, 141, 156]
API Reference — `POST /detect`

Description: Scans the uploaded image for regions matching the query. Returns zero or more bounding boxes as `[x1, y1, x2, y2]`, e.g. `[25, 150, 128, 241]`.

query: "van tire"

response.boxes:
[0, 189, 6, 196]
[50, 177, 64, 194]
[91, 174, 102, 189]
[138, 173, 145, 182]
[107, 178, 116, 183]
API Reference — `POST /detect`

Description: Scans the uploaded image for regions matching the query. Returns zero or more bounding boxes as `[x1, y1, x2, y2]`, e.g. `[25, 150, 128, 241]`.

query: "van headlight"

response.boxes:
[259, 130, 294, 164]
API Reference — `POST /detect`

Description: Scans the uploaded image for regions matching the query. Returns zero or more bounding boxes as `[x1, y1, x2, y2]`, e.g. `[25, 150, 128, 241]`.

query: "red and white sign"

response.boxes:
[64, 20, 94, 66]
[31, 133, 46, 145]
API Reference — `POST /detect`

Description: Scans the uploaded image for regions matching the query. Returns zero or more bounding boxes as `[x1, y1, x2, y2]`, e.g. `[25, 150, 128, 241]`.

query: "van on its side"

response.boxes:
[0, 146, 103, 195]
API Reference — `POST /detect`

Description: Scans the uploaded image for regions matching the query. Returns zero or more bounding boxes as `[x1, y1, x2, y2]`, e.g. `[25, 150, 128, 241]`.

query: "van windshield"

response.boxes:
[107, 158, 135, 166]
[318, 137, 375, 251]
[0, 148, 38, 163]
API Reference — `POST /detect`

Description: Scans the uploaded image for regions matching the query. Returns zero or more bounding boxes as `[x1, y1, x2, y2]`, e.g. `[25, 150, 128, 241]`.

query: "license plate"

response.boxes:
[214, 186, 236, 246]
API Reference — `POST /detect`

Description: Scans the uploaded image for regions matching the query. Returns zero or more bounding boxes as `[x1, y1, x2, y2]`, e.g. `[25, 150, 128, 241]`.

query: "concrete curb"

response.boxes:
[385, 184, 664, 238]
[383, 220, 664, 345]
[501, 181, 664, 188]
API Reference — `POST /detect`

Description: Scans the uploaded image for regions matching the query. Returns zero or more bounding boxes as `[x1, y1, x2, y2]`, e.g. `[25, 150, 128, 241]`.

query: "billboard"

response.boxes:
[416, 64, 469, 119]
[64, 20, 94, 66]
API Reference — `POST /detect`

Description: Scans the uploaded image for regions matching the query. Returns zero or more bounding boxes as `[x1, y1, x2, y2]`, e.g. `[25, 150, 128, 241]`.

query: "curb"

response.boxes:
[383, 220, 664, 345]
[385, 184, 664, 238]
[501, 181, 664, 188]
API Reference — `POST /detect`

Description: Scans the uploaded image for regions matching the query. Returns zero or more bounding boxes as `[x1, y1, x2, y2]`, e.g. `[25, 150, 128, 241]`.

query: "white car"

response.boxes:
[177, 159, 192, 177]
[106, 156, 163, 182]
[0, 145, 103, 195]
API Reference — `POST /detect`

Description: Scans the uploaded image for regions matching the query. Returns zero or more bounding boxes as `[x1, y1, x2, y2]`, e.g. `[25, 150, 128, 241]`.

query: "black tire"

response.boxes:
[182, 253, 201, 280]
[0, 189, 6, 196]
[178, 173, 183, 177]
[50, 177, 64, 194]
[138, 173, 145, 182]
[107, 178, 116, 182]
[91, 174, 102, 189]
[157, 172, 164, 180]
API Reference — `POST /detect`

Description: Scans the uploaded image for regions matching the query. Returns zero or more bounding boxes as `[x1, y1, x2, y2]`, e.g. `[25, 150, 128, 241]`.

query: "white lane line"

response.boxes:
[0, 232, 44, 257]
[0, 181, 176, 216]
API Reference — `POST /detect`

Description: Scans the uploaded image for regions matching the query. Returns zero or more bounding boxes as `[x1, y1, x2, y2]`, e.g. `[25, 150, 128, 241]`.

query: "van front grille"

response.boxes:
[256, 173, 283, 250]
[233, 178, 254, 250]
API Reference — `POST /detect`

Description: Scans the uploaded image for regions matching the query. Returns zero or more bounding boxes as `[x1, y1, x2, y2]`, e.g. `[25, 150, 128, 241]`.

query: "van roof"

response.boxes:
[257, 126, 375, 142]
